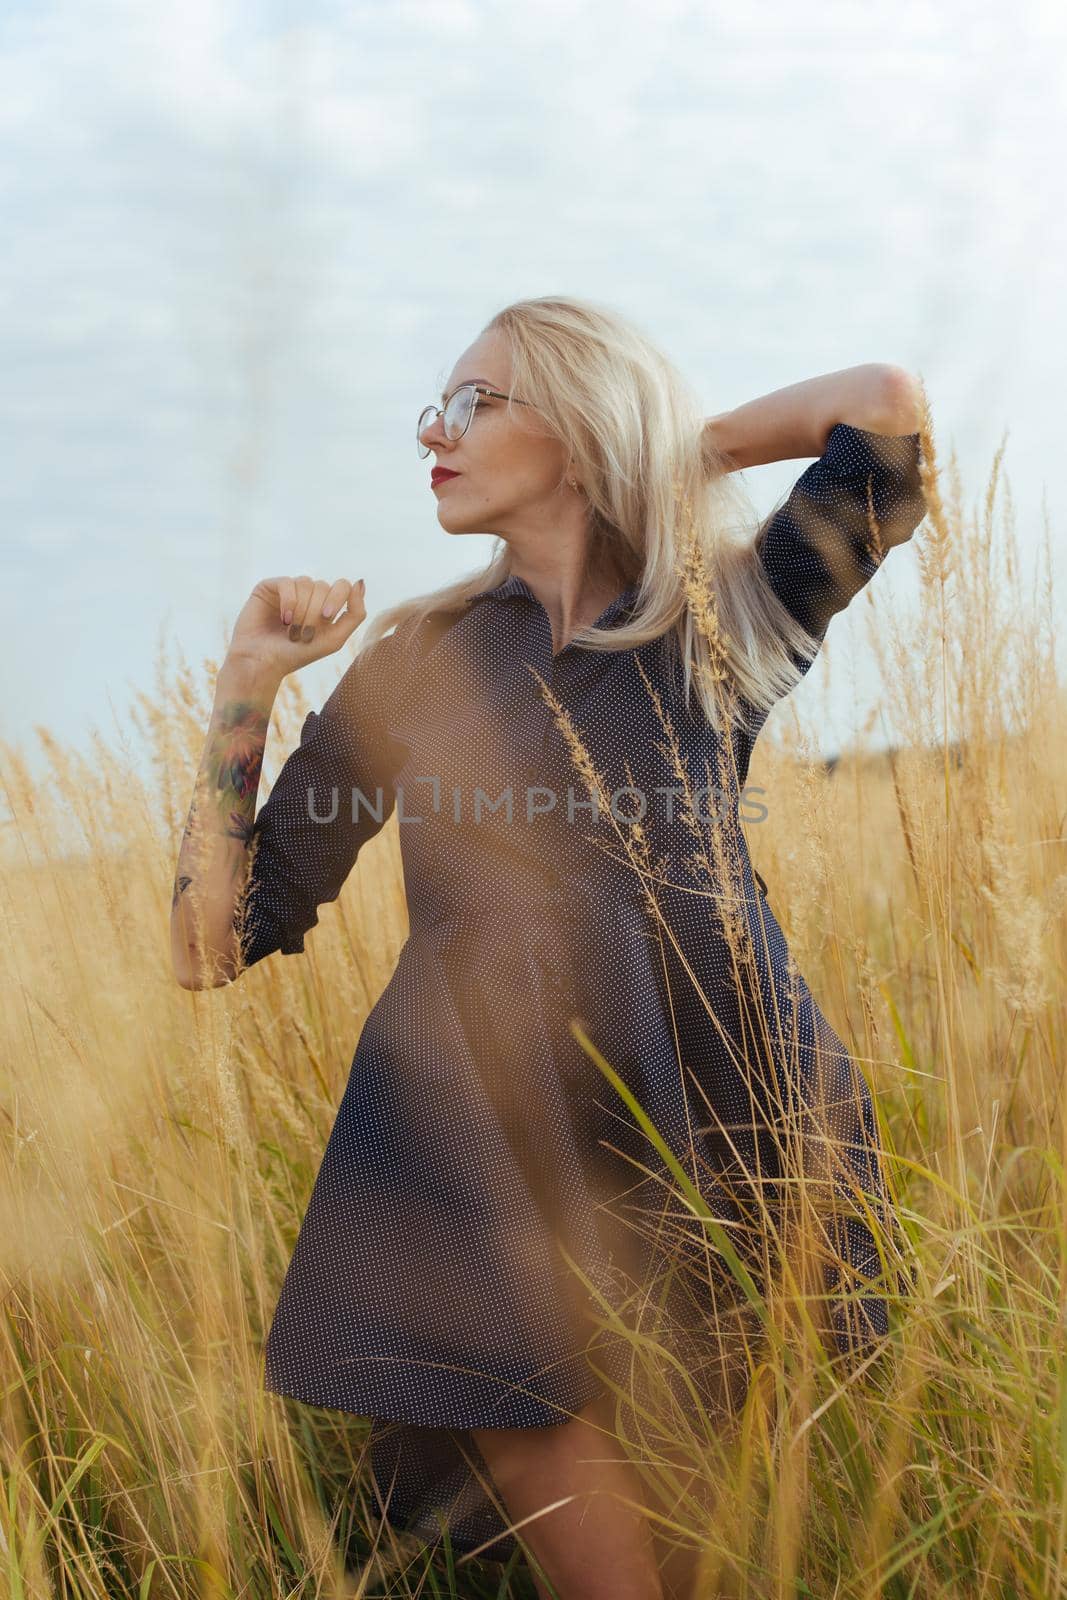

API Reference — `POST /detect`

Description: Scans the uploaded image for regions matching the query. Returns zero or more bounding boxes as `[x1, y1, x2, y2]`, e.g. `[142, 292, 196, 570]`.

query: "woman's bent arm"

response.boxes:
[703, 363, 921, 472]
[170, 655, 283, 990]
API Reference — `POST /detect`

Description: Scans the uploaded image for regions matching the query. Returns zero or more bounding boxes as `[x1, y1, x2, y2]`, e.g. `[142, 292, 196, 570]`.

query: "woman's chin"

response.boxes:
[437, 513, 489, 538]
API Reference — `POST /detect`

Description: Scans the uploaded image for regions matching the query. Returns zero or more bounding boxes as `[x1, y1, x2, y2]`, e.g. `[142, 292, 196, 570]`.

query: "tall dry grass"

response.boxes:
[1, 426, 1065, 1597]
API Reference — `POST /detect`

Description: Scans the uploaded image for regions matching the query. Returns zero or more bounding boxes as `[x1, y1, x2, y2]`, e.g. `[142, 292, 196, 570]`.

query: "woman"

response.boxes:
[171, 295, 927, 1600]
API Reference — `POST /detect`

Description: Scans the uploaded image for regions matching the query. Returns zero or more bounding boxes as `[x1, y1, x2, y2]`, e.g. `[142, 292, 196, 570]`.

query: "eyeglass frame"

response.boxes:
[417, 384, 534, 458]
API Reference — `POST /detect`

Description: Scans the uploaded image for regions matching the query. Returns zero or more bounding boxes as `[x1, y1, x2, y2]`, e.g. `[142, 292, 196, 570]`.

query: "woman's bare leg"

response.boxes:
[470, 1389, 664, 1600]
[642, 1323, 753, 1598]
[645, 1450, 713, 1600]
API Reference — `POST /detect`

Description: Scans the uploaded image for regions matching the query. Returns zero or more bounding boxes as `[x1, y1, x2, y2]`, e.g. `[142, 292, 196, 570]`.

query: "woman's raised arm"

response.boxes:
[703, 367, 928, 651]
[170, 575, 366, 990]
[170, 657, 279, 990]
[702, 362, 922, 473]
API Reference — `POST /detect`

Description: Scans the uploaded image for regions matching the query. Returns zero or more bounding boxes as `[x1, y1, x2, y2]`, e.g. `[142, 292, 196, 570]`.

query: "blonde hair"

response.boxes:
[362, 293, 818, 734]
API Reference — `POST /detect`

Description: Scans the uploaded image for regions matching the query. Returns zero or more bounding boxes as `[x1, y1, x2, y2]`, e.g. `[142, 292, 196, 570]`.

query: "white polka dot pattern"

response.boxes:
[237, 421, 926, 1562]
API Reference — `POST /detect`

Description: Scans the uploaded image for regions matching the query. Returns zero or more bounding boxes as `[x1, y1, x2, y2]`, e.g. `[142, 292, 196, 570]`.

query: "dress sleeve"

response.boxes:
[756, 422, 927, 646]
[234, 623, 411, 970]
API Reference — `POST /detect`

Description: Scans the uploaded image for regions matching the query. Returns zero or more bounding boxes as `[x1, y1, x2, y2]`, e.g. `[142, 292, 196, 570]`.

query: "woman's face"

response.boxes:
[422, 327, 573, 540]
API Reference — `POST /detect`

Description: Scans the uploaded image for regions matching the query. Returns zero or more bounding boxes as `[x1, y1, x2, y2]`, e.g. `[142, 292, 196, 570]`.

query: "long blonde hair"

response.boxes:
[362, 294, 817, 734]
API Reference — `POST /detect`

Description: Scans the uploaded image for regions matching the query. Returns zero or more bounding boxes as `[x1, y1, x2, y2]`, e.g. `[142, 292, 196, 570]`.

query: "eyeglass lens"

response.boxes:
[417, 386, 475, 457]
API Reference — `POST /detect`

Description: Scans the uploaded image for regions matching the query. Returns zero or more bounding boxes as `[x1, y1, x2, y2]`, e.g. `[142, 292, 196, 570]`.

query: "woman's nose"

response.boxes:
[421, 411, 448, 451]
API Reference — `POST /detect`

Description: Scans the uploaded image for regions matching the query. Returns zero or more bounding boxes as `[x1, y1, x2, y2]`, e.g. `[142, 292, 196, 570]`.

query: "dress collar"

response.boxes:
[467, 572, 640, 628]
[467, 571, 537, 603]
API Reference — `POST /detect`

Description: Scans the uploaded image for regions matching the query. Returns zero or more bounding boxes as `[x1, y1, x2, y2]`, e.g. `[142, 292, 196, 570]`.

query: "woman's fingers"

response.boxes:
[284, 575, 310, 640]
[288, 575, 327, 644]
[277, 575, 297, 628]
[242, 575, 368, 669]
[320, 577, 355, 621]
[332, 579, 367, 642]
[234, 576, 369, 680]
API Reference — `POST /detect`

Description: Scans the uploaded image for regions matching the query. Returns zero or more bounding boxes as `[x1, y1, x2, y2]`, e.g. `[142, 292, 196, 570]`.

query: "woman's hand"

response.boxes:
[226, 575, 367, 679]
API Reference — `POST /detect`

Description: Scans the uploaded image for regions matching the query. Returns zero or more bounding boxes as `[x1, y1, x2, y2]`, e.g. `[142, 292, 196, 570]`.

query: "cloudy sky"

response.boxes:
[3, 0, 1065, 789]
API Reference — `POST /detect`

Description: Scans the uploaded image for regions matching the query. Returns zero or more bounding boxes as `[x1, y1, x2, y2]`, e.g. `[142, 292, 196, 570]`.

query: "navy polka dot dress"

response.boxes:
[238, 422, 926, 1561]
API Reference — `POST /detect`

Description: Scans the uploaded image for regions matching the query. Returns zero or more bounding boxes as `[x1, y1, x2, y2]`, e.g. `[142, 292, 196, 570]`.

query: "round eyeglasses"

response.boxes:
[417, 384, 532, 458]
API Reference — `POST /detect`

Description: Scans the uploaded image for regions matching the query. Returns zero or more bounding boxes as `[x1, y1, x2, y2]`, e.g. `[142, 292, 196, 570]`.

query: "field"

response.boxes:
[2, 437, 1066, 1597]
